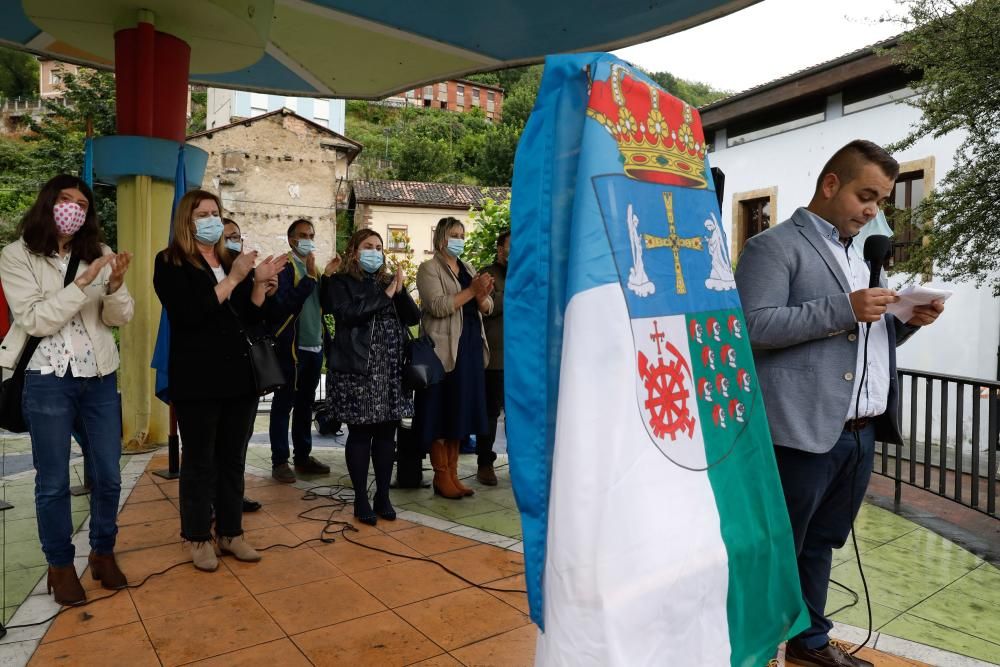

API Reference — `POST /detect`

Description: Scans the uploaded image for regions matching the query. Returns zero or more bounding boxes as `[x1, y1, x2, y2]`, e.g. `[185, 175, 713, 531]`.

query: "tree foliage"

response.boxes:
[464, 196, 511, 269]
[0, 47, 38, 100]
[888, 0, 1000, 291]
[348, 64, 726, 188]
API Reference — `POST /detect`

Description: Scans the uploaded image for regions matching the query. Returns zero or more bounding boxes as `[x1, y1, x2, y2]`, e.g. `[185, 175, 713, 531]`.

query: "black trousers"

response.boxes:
[774, 425, 875, 649]
[175, 394, 258, 541]
[477, 369, 504, 466]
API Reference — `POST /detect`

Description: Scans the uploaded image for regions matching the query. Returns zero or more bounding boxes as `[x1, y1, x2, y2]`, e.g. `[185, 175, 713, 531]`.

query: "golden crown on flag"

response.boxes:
[587, 64, 708, 189]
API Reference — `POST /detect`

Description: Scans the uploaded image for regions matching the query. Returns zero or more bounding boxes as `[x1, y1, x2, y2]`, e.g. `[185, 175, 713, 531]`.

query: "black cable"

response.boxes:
[840, 319, 875, 655]
[3, 479, 527, 633]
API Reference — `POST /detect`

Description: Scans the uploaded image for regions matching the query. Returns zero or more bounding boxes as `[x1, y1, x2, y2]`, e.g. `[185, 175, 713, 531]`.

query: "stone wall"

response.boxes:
[189, 112, 354, 262]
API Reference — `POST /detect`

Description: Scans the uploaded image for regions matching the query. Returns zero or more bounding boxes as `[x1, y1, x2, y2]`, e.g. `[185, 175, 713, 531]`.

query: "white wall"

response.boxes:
[708, 97, 999, 383]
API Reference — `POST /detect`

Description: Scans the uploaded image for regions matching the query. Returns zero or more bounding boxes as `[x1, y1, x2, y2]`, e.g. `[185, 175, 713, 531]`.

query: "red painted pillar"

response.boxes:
[113, 23, 191, 141]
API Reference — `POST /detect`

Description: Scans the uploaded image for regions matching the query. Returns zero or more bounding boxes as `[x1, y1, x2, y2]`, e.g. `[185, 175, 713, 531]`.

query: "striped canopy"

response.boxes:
[1, 0, 760, 99]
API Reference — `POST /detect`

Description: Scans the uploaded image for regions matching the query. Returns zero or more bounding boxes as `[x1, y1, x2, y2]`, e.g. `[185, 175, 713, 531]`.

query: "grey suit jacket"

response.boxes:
[734, 207, 917, 454]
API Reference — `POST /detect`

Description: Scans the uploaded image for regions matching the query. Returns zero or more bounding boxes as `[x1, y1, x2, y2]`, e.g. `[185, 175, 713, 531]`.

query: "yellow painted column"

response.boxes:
[116, 175, 173, 451]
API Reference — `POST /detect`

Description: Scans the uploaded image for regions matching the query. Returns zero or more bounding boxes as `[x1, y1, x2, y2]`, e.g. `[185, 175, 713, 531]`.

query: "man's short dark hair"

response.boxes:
[815, 140, 899, 191]
[287, 218, 313, 237]
[496, 229, 511, 248]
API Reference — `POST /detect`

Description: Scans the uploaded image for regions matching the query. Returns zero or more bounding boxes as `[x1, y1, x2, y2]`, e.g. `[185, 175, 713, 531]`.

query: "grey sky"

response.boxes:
[614, 0, 907, 94]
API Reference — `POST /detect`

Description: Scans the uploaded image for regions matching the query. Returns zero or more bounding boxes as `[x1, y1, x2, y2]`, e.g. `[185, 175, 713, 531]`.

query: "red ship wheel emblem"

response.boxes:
[637, 321, 696, 441]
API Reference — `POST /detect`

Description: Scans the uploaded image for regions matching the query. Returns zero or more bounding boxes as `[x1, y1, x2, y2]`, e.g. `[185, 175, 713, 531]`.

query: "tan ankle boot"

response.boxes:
[430, 440, 463, 499]
[219, 535, 262, 562]
[448, 440, 475, 496]
[190, 540, 219, 572]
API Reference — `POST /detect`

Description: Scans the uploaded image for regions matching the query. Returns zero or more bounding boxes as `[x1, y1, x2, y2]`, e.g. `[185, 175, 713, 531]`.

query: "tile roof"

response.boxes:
[352, 179, 511, 209]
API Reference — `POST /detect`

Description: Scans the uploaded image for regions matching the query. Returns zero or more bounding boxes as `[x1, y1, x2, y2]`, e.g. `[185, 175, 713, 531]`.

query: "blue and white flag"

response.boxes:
[150, 145, 187, 403]
[506, 54, 808, 666]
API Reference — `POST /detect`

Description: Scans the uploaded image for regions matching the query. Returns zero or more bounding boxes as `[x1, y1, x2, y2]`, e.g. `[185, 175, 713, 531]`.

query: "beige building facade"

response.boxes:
[188, 109, 361, 260]
[350, 180, 511, 261]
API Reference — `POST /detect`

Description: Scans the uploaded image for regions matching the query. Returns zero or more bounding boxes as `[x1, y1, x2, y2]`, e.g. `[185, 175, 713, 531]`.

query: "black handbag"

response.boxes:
[227, 302, 286, 396]
[0, 254, 80, 433]
[402, 328, 445, 391]
[392, 300, 444, 391]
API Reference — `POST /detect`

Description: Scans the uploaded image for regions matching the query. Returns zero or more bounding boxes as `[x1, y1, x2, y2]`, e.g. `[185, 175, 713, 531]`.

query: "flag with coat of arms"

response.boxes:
[505, 53, 809, 665]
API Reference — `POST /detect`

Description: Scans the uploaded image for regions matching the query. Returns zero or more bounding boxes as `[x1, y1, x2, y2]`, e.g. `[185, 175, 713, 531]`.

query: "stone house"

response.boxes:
[188, 108, 362, 260]
[350, 179, 511, 261]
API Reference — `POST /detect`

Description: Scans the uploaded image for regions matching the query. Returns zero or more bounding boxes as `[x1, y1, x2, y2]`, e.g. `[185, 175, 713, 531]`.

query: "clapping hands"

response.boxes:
[472, 273, 495, 302]
[385, 266, 406, 298]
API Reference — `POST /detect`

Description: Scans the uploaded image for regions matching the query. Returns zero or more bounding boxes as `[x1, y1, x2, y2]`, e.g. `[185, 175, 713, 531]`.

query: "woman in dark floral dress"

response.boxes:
[322, 230, 420, 524]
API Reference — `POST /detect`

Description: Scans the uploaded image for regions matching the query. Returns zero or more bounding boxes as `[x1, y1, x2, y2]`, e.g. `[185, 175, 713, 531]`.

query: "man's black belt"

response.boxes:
[844, 417, 873, 432]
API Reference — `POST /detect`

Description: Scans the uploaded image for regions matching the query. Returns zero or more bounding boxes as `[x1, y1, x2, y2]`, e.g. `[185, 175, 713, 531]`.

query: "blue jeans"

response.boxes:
[774, 424, 875, 649]
[269, 349, 322, 467]
[23, 371, 122, 567]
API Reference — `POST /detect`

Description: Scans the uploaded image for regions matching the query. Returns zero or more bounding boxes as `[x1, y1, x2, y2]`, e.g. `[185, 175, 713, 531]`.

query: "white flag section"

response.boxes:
[536, 284, 730, 665]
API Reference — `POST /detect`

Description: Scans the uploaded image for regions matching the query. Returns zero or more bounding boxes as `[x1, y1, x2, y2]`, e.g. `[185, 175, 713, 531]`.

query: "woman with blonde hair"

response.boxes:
[322, 229, 419, 524]
[0, 174, 134, 605]
[153, 190, 286, 571]
[415, 217, 494, 499]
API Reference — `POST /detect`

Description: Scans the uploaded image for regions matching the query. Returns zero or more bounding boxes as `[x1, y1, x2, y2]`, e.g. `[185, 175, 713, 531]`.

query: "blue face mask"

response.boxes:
[446, 238, 465, 258]
[359, 249, 384, 273]
[194, 216, 224, 244]
[296, 239, 316, 256]
[224, 239, 242, 253]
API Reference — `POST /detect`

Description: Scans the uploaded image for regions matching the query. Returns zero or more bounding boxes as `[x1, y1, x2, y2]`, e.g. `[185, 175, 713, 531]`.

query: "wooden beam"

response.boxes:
[701, 52, 899, 130]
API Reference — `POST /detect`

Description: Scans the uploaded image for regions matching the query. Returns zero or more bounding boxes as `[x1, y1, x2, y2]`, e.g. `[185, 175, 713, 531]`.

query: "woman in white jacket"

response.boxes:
[0, 175, 134, 606]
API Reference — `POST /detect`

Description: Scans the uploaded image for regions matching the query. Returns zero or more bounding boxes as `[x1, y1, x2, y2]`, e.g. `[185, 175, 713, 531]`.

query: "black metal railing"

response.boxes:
[876, 368, 999, 518]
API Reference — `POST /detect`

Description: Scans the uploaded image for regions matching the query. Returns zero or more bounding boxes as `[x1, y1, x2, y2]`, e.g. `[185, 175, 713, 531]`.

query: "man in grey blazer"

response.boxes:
[735, 140, 944, 667]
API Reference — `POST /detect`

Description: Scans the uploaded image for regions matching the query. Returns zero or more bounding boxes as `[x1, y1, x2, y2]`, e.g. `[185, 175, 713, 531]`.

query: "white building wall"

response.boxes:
[204, 88, 347, 135]
[707, 97, 999, 383]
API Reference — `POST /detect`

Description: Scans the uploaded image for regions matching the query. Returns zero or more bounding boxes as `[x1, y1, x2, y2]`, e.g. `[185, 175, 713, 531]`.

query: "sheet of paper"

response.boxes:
[886, 284, 953, 322]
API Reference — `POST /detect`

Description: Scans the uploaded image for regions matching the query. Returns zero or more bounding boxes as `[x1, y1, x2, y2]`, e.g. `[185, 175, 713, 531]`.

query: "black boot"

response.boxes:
[372, 437, 397, 521]
[345, 428, 376, 525]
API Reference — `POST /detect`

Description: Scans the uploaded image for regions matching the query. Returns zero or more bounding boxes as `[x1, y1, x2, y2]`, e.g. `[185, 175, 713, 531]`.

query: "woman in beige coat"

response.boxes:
[0, 175, 134, 605]
[415, 217, 494, 499]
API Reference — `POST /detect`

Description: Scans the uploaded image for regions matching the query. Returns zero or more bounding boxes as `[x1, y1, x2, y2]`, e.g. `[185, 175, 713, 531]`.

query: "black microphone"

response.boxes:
[863, 235, 892, 289]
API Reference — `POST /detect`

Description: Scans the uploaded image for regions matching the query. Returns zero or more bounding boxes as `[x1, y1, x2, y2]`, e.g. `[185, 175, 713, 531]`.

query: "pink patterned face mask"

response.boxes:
[53, 201, 87, 236]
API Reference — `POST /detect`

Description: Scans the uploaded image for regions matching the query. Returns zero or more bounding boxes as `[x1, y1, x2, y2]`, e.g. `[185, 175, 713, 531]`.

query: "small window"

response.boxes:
[387, 226, 409, 252]
[740, 198, 771, 244]
[885, 170, 926, 267]
[487, 91, 495, 102]
[456, 84, 464, 94]
[731, 187, 777, 258]
[49, 70, 61, 86]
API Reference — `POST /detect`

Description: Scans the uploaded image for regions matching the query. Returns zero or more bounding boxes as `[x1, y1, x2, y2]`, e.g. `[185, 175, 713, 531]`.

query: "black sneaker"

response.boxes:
[242, 497, 262, 512]
[294, 456, 331, 475]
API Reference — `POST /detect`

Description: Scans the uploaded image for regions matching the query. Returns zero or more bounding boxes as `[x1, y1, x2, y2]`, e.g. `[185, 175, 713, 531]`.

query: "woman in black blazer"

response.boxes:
[323, 229, 420, 525]
[153, 190, 285, 572]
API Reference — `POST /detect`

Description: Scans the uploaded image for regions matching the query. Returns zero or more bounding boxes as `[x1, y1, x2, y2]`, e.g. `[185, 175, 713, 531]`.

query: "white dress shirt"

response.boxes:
[804, 210, 891, 421]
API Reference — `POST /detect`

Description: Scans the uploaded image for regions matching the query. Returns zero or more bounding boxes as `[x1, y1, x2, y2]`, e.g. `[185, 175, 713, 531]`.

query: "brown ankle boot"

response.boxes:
[89, 552, 128, 590]
[477, 464, 498, 486]
[430, 441, 463, 499]
[448, 440, 475, 496]
[47, 564, 86, 605]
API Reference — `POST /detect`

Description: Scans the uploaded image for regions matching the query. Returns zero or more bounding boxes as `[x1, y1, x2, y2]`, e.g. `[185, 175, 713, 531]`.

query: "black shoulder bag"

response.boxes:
[0, 253, 81, 433]
[392, 298, 444, 392]
[226, 301, 286, 396]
